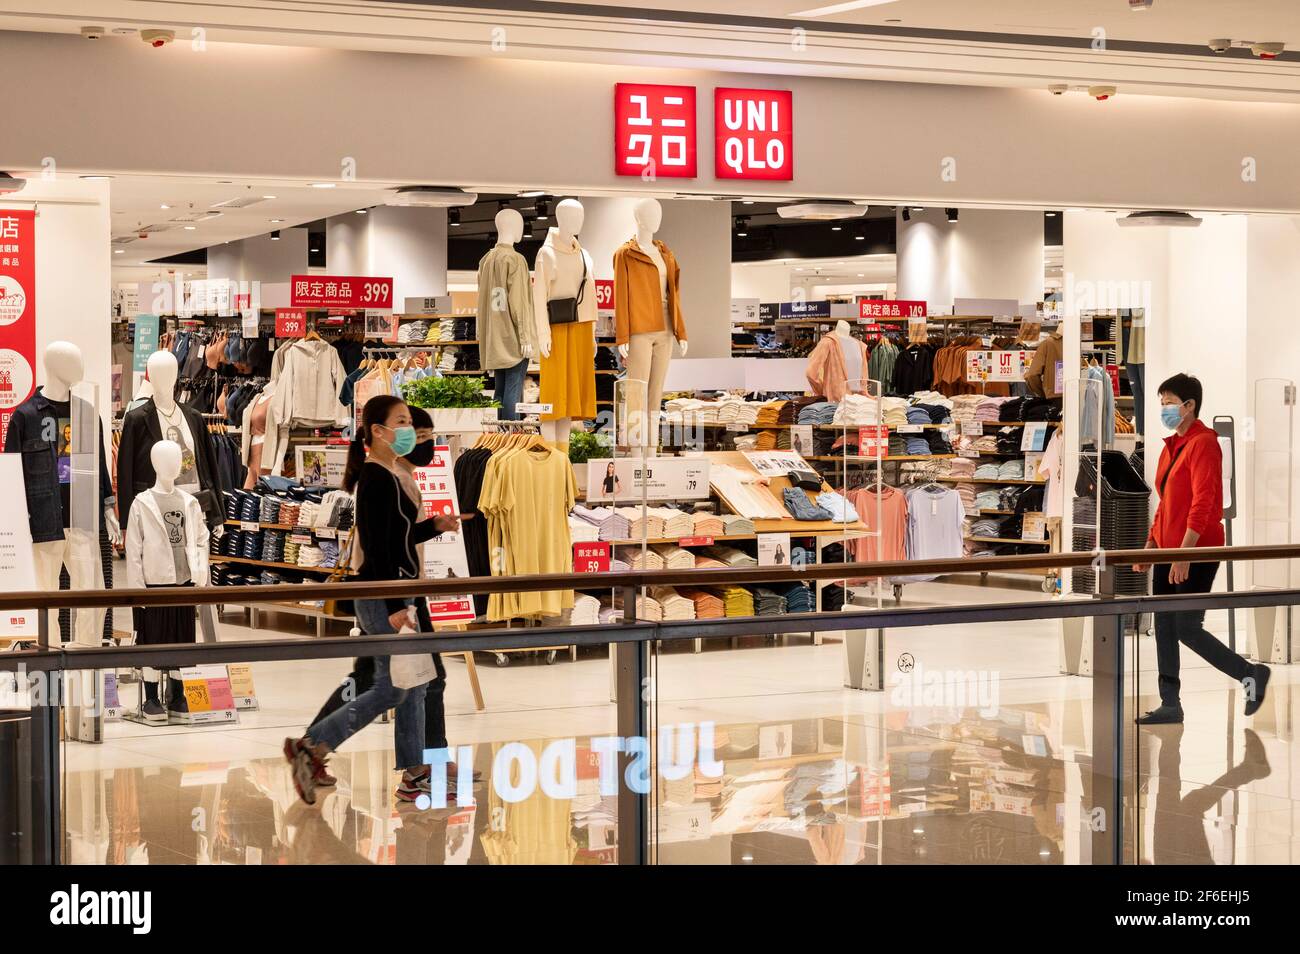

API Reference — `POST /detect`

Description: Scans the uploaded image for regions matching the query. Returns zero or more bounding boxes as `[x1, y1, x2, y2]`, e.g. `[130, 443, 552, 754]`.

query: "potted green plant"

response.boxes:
[567, 429, 612, 495]
[402, 376, 500, 432]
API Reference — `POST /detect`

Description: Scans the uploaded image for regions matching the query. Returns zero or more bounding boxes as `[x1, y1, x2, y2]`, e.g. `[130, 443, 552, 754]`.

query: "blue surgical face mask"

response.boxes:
[382, 425, 417, 457]
[1160, 404, 1183, 430]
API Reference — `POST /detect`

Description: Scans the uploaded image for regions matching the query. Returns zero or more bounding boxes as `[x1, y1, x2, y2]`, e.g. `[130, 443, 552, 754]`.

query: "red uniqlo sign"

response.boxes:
[290, 274, 392, 309]
[595, 279, 614, 312]
[715, 88, 793, 180]
[275, 308, 307, 338]
[860, 299, 927, 320]
[613, 83, 697, 178]
[573, 542, 611, 574]
[0, 210, 36, 447]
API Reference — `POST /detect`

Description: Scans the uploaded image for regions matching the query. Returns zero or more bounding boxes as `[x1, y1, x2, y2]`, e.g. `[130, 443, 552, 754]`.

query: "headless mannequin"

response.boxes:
[618, 198, 687, 447]
[495, 209, 533, 366]
[833, 319, 864, 392]
[139, 441, 188, 713]
[149, 350, 180, 418]
[535, 199, 595, 445]
[18, 343, 119, 647]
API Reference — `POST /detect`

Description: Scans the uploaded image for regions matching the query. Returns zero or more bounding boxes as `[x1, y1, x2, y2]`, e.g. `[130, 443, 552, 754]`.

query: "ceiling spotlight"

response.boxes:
[355, 208, 368, 215]
[160, 203, 170, 210]
[269, 218, 284, 224]
[1046, 211, 1059, 217]
[535, 198, 550, 221]
[518, 190, 546, 198]
[113, 249, 124, 254]
[270, 230, 281, 240]
[911, 206, 924, 212]
[262, 194, 277, 199]
[183, 225, 196, 231]
[900, 208, 911, 222]
[449, 208, 461, 227]
[831, 224, 842, 231]
[734, 215, 750, 237]
[946, 208, 958, 222]
[310, 182, 336, 189]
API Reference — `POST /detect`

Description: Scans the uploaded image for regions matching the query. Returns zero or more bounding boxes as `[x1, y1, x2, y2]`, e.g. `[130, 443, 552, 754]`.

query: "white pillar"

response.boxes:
[896, 207, 1043, 311]
[363, 206, 447, 304]
[206, 229, 308, 284]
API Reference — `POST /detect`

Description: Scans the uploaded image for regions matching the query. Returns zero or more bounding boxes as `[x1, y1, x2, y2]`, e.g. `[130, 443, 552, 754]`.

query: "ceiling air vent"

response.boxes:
[776, 202, 868, 221]
[1116, 210, 1202, 228]
[209, 195, 268, 210]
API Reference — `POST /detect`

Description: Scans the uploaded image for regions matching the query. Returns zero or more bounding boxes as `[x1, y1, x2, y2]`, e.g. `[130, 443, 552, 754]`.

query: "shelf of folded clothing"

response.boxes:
[211, 555, 353, 574]
[980, 421, 1061, 428]
[223, 520, 343, 533]
[965, 535, 1052, 545]
[978, 509, 1045, 516]
[392, 312, 477, 320]
[937, 476, 1045, 486]
[600, 533, 761, 546]
[809, 454, 956, 462]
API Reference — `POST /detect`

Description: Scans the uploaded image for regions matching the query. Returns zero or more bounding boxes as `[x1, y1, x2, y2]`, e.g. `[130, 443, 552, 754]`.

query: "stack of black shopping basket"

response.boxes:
[1072, 449, 1151, 596]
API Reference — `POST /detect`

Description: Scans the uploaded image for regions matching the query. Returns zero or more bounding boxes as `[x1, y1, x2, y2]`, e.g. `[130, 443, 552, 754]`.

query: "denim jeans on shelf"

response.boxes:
[307, 597, 427, 769]
[493, 357, 531, 420]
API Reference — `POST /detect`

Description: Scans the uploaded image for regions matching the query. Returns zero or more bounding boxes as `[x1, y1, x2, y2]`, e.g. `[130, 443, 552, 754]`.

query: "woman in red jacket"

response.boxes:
[1135, 374, 1270, 725]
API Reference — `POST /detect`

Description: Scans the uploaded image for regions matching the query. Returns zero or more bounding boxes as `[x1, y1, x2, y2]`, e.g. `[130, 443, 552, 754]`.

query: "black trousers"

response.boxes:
[1152, 561, 1252, 707]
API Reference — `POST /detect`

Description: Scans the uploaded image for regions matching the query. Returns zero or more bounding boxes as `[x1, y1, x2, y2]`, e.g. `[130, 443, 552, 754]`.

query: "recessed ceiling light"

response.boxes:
[831, 225, 842, 231]
[79, 174, 113, 181]
[270, 230, 281, 241]
[355, 209, 368, 215]
[1046, 211, 1058, 217]
[518, 190, 546, 198]
[854, 234, 865, 240]
[310, 182, 336, 189]
[183, 225, 197, 230]
[790, 1, 902, 17]
[160, 203, 170, 210]
[857, 273, 865, 277]
[269, 219, 284, 223]
[742, 200, 754, 205]
[262, 194, 277, 200]
[114, 249, 124, 254]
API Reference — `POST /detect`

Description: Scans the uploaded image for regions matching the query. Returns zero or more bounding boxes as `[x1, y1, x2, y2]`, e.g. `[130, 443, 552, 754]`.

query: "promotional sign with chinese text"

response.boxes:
[291, 275, 393, 309]
[0, 210, 36, 446]
[413, 446, 476, 623]
[614, 83, 697, 178]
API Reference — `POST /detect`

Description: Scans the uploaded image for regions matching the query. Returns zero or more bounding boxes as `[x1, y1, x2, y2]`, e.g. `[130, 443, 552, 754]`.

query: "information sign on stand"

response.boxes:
[171, 665, 238, 725]
[413, 445, 476, 624]
[102, 673, 123, 721]
[1020, 422, 1050, 453]
[790, 425, 814, 457]
[1022, 514, 1046, 541]
[742, 449, 816, 478]
[0, 456, 37, 636]
[226, 662, 260, 711]
[758, 533, 791, 567]
[586, 457, 710, 502]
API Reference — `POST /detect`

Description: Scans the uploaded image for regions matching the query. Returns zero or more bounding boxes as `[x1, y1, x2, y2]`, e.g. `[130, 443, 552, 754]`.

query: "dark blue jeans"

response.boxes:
[493, 357, 530, 420]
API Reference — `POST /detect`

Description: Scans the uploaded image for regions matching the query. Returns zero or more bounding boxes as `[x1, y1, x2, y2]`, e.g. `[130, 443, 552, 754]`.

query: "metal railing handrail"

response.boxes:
[1, 542, 1297, 612]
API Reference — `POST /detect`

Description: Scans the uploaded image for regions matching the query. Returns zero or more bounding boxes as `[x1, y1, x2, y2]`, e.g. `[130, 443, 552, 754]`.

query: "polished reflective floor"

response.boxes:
[58, 577, 1300, 864]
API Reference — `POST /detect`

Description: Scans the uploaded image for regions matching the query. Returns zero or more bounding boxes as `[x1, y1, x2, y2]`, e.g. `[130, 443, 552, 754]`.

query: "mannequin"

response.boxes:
[118, 350, 224, 532]
[806, 321, 870, 402]
[614, 198, 688, 447]
[479, 208, 537, 421]
[125, 439, 210, 723]
[4, 341, 120, 646]
[532, 198, 598, 446]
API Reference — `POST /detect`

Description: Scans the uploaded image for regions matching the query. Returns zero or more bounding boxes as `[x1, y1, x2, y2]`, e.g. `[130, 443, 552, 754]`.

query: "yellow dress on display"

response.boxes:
[539, 322, 596, 422]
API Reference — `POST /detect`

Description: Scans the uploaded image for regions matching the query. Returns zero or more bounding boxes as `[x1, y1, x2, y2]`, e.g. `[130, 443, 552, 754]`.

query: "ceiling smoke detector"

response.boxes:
[776, 201, 868, 221]
[1116, 210, 1202, 228]
[385, 186, 478, 208]
[141, 29, 175, 48]
[1252, 41, 1285, 59]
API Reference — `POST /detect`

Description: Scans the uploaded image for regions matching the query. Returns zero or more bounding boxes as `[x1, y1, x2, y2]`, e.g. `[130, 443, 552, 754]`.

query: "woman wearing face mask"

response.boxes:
[1133, 374, 1269, 725]
[284, 396, 461, 805]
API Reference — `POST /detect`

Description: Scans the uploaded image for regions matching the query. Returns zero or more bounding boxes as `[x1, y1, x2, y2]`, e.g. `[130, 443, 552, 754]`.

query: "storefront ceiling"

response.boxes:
[3, 1, 1300, 102]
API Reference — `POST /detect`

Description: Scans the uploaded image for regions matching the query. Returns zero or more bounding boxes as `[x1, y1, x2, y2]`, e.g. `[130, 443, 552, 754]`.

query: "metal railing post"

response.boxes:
[615, 584, 648, 865]
[1090, 564, 1123, 865]
[29, 610, 60, 865]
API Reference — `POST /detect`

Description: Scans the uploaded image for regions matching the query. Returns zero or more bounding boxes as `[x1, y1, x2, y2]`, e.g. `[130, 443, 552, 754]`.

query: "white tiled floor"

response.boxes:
[61, 575, 1298, 864]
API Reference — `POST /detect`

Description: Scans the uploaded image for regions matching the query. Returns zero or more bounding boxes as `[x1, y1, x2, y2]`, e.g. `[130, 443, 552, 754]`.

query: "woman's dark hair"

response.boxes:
[343, 394, 406, 492]
[410, 405, 433, 429]
[606, 462, 616, 475]
[1157, 373, 1203, 418]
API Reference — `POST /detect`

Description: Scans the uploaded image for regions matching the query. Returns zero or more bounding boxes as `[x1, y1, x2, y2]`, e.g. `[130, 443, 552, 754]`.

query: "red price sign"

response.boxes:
[858, 425, 889, 454]
[678, 536, 714, 547]
[291, 274, 392, 309]
[595, 279, 614, 311]
[859, 299, 927, 320]
[0, 210, 36, 447]
[715, 87, 793, 181]
[275, 308, 307, 338]
[573, 542, 611, 574]
[614, 83, 697, 178]
[423, 498, 455, 520]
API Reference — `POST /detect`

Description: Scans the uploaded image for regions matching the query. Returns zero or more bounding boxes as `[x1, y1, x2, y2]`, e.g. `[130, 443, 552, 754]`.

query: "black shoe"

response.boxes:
[1136, 705, 1184, 725]
[1241, 729, 1271, 781]
[1243, 665, 1271, 716]
[141, 700, 167, 724]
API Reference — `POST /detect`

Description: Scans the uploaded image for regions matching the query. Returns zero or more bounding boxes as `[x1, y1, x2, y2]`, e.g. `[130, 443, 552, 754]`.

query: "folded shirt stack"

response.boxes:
[755, 401, 787, 427]
[568, 594, 602, 627]
[999, 458, 1026, 479]
[652, 508, 694, 538]
[633, 595, 664, 622]
[598, 604, 624, 626]
[973, 462, 1003, 479]
[702, 545, 758, 567]
[776, 582, 814, 614]
[797, 402, 838, 425]
[974, 489, 1003, 511]
[996, 426, 1022, 454]
[651, 544, 694, 570]
[969, 517, 1003, 538]
[947, 457, 977, 478]
[926, 431, 953, 455]
[753, 430, 779, 451]
[297, 544, 325, 568]
[296, 501, 319, 528]
[694, 554, 727, 569]
[650, 586, 696, 621]
[832, 394, 880, 426]
[950, 395, 983, 425]
[948, 482, 976, 514]
[616, 546, 665, 571]
[617, 507, 664, 540]
[815, 490, 860, 523]
[753, 587, 787, 616]
[975, 396, 1010, 422]
[721, 586, 755, 617]
[880, 397, 910, 428]
[282, 540, 301, 565]
[904, 436, 931, 456]
[568, 515, 603, 543]
[692, 512, 725, 536]
[974, 434, 1000, 453]
[905, 406, 934, 426]
[318, 539, 340, 569]
[677, 587, 725, 619]
[911, 390, 953, 409]
[397, 320, 430, 343]
[784, 487, 834, 521]
[733, 434, 759, 451]
[722, 514, 755, 535]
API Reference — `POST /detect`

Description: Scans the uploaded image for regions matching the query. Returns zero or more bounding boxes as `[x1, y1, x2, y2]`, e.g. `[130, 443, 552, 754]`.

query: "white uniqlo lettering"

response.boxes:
[662, 136, 688, 166]
[628, 134, 653, 166]
[628, 95, 652, 126]
[747, 99, 767, 131]
[723, 100, 743, 130]
[661, 95, 686, 127]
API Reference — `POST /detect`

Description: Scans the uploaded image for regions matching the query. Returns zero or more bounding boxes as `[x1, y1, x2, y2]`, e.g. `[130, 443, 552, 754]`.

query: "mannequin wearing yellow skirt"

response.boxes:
[532, 200, 598, 447]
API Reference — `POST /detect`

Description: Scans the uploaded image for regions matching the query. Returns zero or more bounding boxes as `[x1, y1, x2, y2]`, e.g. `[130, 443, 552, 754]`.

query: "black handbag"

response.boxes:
[546, 253, 587, 325]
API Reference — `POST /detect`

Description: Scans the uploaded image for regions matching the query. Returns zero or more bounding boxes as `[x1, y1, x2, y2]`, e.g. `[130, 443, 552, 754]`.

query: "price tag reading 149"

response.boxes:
[275, 308, 307, 338]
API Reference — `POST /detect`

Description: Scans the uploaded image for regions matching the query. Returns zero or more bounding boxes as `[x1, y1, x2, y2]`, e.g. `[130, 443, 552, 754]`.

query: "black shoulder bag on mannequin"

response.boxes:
[546, 252, 587, 325]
